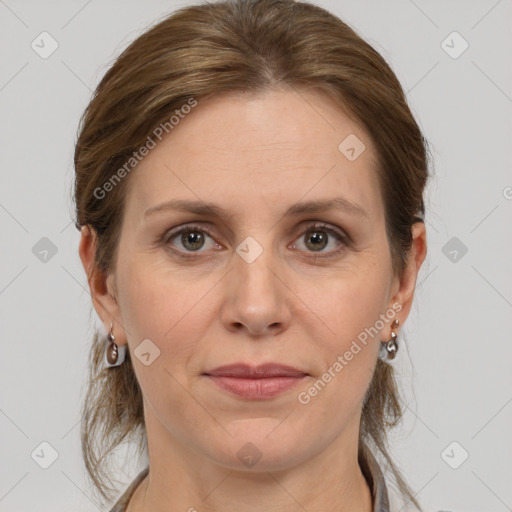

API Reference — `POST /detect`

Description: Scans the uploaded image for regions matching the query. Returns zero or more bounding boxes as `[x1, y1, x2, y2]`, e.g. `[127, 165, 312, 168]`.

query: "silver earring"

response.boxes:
[104, 321, 126, 367]
[379, 319, 399, 361]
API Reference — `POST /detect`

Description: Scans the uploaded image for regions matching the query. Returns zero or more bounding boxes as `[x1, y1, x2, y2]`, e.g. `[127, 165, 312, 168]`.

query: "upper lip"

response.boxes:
[204, 363, 308, 378]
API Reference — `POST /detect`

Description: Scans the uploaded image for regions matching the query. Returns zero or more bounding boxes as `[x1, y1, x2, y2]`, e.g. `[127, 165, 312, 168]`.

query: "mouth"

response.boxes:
[204, 362, 308, 378]
[203, 363, 308, 399]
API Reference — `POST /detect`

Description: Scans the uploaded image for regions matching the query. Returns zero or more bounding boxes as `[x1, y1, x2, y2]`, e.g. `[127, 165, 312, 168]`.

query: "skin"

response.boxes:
[79, 87, 426, 512]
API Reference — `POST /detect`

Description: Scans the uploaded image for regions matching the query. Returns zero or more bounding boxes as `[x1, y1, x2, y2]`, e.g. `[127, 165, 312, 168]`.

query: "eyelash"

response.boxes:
[161, 222, 350, 260]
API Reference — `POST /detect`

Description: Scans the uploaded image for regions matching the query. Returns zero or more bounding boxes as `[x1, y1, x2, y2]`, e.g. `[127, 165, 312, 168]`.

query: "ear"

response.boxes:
[387, 221, 427, 334]
[78, 225, 126, 346]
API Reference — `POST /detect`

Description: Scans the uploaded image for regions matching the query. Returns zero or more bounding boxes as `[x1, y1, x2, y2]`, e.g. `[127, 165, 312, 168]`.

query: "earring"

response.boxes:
[379, 319, 399, 362]
[104, 321, 126, 368]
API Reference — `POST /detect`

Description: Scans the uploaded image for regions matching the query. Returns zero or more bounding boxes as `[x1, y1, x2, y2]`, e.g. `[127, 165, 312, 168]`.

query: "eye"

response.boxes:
[164, 224, 220, 254]
[291, 223, 347, 257]
[162, 222, 349, 259]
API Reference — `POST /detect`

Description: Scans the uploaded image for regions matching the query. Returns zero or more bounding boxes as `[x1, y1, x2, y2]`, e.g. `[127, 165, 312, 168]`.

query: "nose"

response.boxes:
[220, 247, 292, 337]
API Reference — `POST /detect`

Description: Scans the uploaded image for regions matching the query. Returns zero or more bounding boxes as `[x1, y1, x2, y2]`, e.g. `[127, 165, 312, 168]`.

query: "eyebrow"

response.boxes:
[144, 197, 368, 220]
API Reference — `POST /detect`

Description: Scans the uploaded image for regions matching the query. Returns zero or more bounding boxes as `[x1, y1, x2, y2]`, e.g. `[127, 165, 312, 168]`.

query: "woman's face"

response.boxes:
[85, 88, 424, 472]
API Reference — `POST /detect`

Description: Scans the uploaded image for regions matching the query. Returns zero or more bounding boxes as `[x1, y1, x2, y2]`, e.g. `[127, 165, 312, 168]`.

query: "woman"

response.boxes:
[75, 0, 429, 510]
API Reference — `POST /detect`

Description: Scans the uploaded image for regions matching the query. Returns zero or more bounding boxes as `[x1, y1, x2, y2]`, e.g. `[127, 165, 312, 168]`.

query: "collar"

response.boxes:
[361, 448, 390, 512]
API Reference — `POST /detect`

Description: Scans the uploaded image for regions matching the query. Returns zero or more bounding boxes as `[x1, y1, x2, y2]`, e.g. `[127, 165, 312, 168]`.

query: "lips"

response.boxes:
[204, 363, 308, 378]
[204, 363, 308, 399]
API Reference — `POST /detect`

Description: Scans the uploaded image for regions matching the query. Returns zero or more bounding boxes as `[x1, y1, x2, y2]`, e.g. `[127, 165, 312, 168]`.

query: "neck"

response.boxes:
[126, 410, 373, 512]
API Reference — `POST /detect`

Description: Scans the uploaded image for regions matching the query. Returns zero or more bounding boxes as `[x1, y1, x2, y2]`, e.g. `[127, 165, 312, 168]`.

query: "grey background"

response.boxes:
[0, 0, 511, 510]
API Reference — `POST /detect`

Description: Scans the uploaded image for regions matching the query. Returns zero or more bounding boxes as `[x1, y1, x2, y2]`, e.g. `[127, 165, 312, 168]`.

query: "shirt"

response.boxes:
[109, 449, 389, 512]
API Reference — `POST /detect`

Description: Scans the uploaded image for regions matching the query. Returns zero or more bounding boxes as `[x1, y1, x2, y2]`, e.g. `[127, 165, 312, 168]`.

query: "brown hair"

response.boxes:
[74, 0, 429, 509]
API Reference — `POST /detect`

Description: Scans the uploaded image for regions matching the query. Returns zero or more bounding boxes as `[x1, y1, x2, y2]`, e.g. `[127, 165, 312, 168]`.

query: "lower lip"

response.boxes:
[206, 375, 306, 399]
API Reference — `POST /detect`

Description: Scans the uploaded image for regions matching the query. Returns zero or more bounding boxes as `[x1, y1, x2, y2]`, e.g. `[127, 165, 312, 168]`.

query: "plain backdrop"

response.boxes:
[0, 0, 511, 511]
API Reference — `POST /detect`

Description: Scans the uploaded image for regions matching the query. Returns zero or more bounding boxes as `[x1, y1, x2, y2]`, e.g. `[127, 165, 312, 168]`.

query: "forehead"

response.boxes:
[124, 87, 383, 222]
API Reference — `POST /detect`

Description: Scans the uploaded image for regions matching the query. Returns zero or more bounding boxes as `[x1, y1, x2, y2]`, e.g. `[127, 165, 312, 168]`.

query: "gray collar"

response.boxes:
[361, 448, 390, 512]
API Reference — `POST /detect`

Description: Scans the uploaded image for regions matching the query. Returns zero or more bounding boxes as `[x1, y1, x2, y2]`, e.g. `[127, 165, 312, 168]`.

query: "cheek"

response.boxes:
[295, 264, 388, 399]
[116, 262, 211, 421]
[117, 259, 214, 360]
[305, 266, 389, 343]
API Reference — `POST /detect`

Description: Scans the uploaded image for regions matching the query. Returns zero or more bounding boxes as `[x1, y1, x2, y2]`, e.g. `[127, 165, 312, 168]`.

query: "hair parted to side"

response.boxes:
[74, 0, 430, 508]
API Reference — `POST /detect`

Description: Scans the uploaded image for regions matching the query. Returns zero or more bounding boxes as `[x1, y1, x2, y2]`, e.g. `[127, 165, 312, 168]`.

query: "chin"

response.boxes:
[204, 426, 307, 472]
